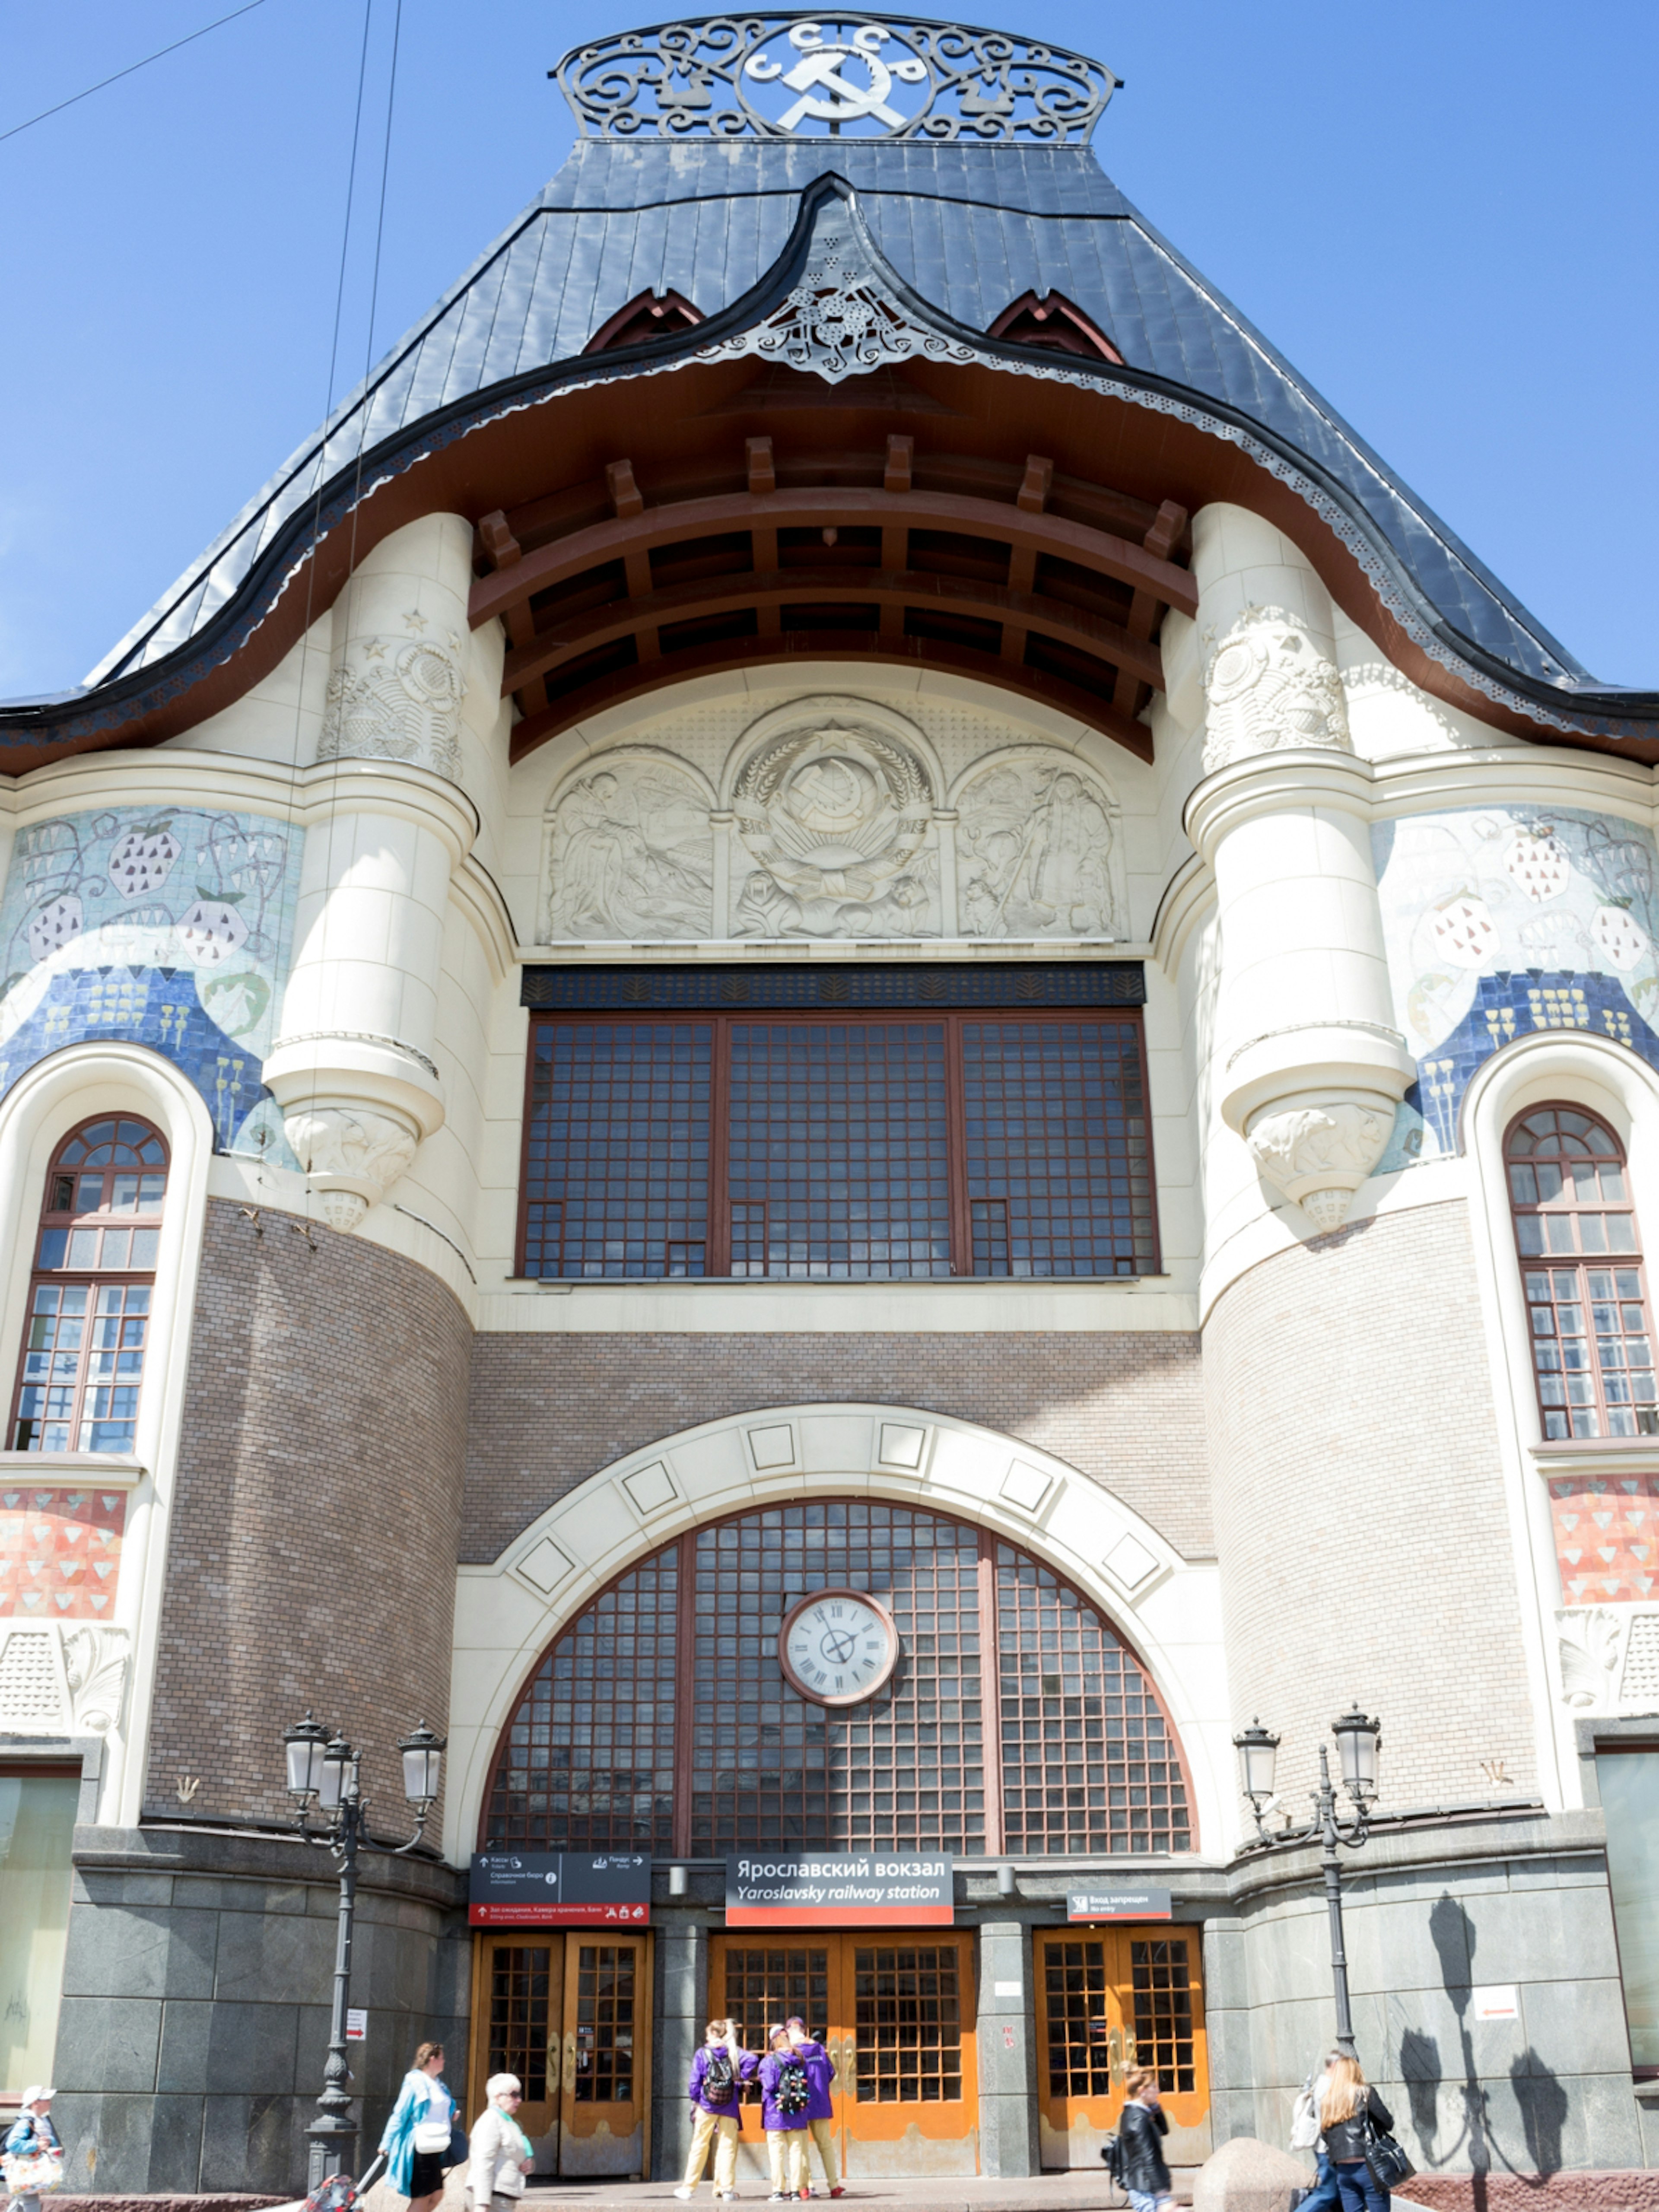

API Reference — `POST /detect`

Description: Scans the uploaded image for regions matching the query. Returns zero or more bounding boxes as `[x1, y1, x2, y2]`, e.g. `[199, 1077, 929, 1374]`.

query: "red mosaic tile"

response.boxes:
[1551, 1474, 1659, 1604]
[0, 1485, 126, 1617]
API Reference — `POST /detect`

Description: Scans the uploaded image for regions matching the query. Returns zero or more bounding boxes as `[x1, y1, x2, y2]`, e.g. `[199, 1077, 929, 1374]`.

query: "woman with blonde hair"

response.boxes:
[379, 2041, 458, 2212]
[468, 2074, 534, 2211]
[1317, 2054, 1395, 2211]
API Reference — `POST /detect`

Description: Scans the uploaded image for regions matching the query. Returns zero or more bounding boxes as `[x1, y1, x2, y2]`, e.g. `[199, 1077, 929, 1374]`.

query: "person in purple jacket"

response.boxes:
[675, 2019, 756, 2201]
[758, 2025, 812, 2201]
[785, 2017, 843, 2198]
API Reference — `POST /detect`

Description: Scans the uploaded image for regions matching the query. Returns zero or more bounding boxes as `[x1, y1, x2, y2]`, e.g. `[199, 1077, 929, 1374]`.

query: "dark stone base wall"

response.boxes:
[463, 1328, 1211, 1562]
[146, 1201, 472, 1827]
[53, 1825, 467, 2197]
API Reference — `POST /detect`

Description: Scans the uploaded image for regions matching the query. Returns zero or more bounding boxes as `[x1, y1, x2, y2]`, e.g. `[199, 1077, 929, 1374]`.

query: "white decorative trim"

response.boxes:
[1555, 1605, 1659, 1715]
[0, 1452, 145, 1489]
[0, 1615, 130, 1737]
[618, 1459, 681, 1521]
[445, 1404, 1231, 1864]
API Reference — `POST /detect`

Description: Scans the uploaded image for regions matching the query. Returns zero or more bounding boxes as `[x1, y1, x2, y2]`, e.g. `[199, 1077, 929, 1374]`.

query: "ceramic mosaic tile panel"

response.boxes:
[0, 807, 304, 1160]
[1549, 1474, 1659, 1605]
[0, 1486, 125, 1618]
[1372, 808, 1659, 1171]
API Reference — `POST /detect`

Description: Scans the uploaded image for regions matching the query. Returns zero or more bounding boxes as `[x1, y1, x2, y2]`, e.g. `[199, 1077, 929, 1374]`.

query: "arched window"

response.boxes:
[10, 1117, 168, 1454]
[986, 289, 1124, 363]
[1506, 1104, 1657, 1440]
[583, 289, 704, 353]
[483, 1498, 1192, 1858]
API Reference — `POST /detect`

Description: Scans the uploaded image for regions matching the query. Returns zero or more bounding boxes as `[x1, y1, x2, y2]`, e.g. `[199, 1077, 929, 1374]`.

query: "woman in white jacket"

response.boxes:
[468, 2075, 535, 2212]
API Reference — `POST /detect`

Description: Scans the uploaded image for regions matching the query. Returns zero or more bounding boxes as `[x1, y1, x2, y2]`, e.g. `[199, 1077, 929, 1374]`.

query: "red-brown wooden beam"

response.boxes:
[469, 483, 1197, 633]
[501, 566, 1167, 696]
[506, 632, 1156, 764]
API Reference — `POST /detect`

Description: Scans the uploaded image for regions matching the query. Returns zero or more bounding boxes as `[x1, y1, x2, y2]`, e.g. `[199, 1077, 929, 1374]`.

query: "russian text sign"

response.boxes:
[727, 1853, 952, 1926]
[1066, 1885, 1172, 1922]
[469, 1851, 651, 1926]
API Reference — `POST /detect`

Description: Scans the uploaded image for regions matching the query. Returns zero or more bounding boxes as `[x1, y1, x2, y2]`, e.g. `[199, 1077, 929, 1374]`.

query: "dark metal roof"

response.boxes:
[9, 131, 1651, 743]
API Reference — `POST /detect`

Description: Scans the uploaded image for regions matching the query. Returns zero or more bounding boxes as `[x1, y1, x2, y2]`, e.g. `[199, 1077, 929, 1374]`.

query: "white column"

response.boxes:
[263, 515, 481, 1230]
[1185, 504, 1413, 1230]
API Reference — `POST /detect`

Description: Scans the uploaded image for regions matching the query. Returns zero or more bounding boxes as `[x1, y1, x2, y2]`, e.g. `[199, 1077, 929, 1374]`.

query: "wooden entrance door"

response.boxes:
[1033, 1926, 1210, 2170]
[712, 1932, 979, 2178]
[471, 1931, 652, 2178]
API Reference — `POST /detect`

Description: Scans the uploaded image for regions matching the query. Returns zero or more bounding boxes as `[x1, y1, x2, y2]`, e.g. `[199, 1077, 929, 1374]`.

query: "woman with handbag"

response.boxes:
[380, 2041, 459, 2212]
[3, 2088, 62, 2212]
[467, 2075, 534, 2212]
[1316, 2055, 1396, 2211]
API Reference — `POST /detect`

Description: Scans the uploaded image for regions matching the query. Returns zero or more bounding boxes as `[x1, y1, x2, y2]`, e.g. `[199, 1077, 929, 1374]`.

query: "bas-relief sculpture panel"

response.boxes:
[1372, 806, 1659, 1172]
[0, 805, 304, 1159]
[542, 704, 1124, 942]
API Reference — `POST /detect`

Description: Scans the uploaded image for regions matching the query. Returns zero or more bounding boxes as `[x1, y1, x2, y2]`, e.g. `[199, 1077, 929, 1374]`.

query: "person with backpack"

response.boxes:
[1110, 2067, 1173, 2212]
[1290, 2053, 1341, 2212]
[1316, 2055, 1395, 2211]
[675, 2019, 755, 2201]
[784, 2017, 843, 2199]
[2, 2088, 62, 2212]
[758, 2024, 812, 2201]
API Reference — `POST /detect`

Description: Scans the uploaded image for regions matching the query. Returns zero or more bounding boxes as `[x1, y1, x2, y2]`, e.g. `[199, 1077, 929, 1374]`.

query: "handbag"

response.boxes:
[3, 2150, 64, 2197]
[445, 2125, 470, 2170]
[1359, 2103, 1416, 2193]
[413, 2120, 453, 2156]
[1289, 2085, 1321, 2152]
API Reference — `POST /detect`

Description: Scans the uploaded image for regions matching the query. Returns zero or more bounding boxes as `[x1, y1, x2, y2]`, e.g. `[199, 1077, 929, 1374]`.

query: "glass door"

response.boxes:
[712, 1932, 979, 2179]
[471, 1932, 650, 2178]
[1033, 1926, 1209, 2170]
[474, 1937, 561, 2163]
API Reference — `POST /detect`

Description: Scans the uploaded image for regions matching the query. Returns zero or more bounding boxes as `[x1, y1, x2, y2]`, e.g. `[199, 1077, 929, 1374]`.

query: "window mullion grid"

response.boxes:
[976, 1530, 1005, 1855]
[708, 1015, 733, 1278]
[671, 1527, 698, 1859]
[944, 1014, 972, 1277]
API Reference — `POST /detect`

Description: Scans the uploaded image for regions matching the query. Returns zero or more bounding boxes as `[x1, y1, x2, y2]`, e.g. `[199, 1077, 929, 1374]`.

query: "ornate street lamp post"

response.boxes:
[1233, 1706, 1381, 2058]
[283, 1713, 447, 2189]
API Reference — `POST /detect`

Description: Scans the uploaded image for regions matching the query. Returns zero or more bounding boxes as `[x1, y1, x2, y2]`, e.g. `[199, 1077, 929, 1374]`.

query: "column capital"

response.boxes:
[1184, 747, 1376, 863]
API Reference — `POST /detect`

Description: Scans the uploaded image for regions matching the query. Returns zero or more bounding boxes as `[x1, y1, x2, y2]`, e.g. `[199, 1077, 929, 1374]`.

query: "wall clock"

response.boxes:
[779, 1588, 899, 1707]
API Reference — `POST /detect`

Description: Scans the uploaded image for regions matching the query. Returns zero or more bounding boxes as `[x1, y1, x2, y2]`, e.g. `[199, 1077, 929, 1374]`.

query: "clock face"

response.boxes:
[779, 1588, 899, 1708]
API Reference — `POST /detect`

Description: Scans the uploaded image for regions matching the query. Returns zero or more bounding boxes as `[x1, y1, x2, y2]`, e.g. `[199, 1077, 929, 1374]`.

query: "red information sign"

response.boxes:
[469, 1852, 651, 1927]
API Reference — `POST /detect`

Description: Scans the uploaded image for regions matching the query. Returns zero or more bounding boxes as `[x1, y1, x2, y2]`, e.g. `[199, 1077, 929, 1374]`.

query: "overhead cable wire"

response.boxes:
[0, 0, 270, 147]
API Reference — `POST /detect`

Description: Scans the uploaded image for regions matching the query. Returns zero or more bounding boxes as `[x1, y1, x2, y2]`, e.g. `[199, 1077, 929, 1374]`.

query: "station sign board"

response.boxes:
[1065, 1885, 1173, 1922]
[727, 1853, 953, 1926]
[469, 1850, 651, 1926]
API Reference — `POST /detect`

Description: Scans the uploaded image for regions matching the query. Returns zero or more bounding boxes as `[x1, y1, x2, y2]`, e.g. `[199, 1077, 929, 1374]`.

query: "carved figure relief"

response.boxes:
[1245, 1099, 1393, 1233]
[956, 754, 1119, 938]
[548, 756, 714, 940]
[281, 1103, 421, 1235]
[732, 722, 937, 937]
[318, 620, 467, 781]
[1201, 605, 1352, 774]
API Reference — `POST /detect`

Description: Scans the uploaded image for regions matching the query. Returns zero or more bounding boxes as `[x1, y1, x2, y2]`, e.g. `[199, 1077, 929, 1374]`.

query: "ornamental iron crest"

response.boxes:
[554, 13, 1119, 141]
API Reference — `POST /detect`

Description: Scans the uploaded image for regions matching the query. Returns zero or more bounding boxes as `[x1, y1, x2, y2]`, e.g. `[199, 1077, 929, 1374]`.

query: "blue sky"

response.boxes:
[0, 0, 1653, 699]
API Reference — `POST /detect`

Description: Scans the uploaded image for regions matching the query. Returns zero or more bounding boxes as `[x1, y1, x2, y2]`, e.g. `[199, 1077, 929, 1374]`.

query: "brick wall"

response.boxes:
[145, 1199, 471, 1824]
[1205, 1198, 1538, 1810]
[461, 1329, 1211, 1562]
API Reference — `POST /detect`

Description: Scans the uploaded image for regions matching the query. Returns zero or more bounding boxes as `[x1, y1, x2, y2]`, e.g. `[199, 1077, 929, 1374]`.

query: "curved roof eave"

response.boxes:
[0, 153, 1652, 758]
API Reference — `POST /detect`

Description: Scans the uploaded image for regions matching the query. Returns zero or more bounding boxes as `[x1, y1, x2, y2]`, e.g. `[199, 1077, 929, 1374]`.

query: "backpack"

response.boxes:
[703, 2048, 736, 2106]
[1099, 2133, 1124, 2183]
[775, 2056, 810, 2117]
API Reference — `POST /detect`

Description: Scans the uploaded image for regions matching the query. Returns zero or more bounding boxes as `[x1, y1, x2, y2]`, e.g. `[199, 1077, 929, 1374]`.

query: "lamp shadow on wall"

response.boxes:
[1395, 1893, 1567, 2204]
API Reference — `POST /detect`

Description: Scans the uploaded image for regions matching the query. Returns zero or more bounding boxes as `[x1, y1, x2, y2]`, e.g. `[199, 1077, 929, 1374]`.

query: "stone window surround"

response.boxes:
[0, 1045, 215, 1831]
[1572, 1714, 1659, 2094]
[445, 1402, 1230, 1869]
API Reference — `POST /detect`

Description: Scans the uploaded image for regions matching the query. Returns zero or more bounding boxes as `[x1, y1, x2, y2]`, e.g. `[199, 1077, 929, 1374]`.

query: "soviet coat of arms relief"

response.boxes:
[540, 699, 1126, 943]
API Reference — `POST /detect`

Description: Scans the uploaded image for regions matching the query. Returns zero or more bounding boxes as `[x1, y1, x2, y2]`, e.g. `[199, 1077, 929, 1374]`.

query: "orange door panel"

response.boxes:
[471, 1936, 563, 2169]
[559, 1934, 650, 2177]
[1034, 1927, 1209, 2171]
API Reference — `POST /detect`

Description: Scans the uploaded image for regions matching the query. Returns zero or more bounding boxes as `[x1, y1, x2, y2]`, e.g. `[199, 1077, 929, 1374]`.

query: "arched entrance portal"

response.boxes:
[461, 1466, 1212, 2182]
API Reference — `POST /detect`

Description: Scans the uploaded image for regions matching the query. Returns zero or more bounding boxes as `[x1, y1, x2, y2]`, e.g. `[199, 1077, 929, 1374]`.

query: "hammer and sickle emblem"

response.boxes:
[747, 23, 927, 132]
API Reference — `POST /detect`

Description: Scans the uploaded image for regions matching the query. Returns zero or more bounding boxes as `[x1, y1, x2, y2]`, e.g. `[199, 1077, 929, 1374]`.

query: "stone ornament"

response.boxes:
[1554, 1604, 1659, 1714]
[547, 754, 714, 941]
[282, 1102, 421, 1234]
[318, 619, 467, 782]
[1200, 605, 1352, 774]
[1244, 1098, 1393, 1233]
[732, 720, 936, 937]
[0, 1619, 129, 1736]
[957, 752, 1120, 938]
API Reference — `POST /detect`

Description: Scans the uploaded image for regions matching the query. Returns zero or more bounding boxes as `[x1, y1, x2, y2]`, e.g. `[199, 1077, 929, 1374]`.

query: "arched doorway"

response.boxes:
[470, 1494, 1206, 2179]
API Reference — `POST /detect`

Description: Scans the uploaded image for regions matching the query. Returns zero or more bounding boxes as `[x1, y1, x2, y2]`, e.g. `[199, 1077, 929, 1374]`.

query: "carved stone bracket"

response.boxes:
[1244, 1094, 1396, 1234]
[282, 1102, 422, 1235]
[1200, 605, 1352, 774]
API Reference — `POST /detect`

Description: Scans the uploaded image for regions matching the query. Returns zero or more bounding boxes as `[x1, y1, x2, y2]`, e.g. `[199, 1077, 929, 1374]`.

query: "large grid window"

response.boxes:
[1129, 1938, 1196, 2094]
[998, 1549, 1191, 1856]
[520, 1009, 1158, 1280]
[482, 1500, 1191, 1858]
[1506, 1105, 1658, 1440]
[10, 1118, 167, 1454]
[484, 1551, 678, 1851]
[855, 1944, 962, 2103]
[488, 1945, 552, 2102]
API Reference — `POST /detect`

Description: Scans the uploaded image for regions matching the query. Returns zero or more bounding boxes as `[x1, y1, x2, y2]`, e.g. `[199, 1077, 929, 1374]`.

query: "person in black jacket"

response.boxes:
[1317, 2055, 1394, 2212]
[1115, 2066, 1173, 2212]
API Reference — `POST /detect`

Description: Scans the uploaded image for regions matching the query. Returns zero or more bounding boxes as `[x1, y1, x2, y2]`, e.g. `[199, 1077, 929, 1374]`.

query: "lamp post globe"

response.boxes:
[1332, 1705, 1381, 1800]
[397, 1722, 445, 1810]
[283, 1714, 330, 1802]
[1232, 1718, 1280, 1809]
